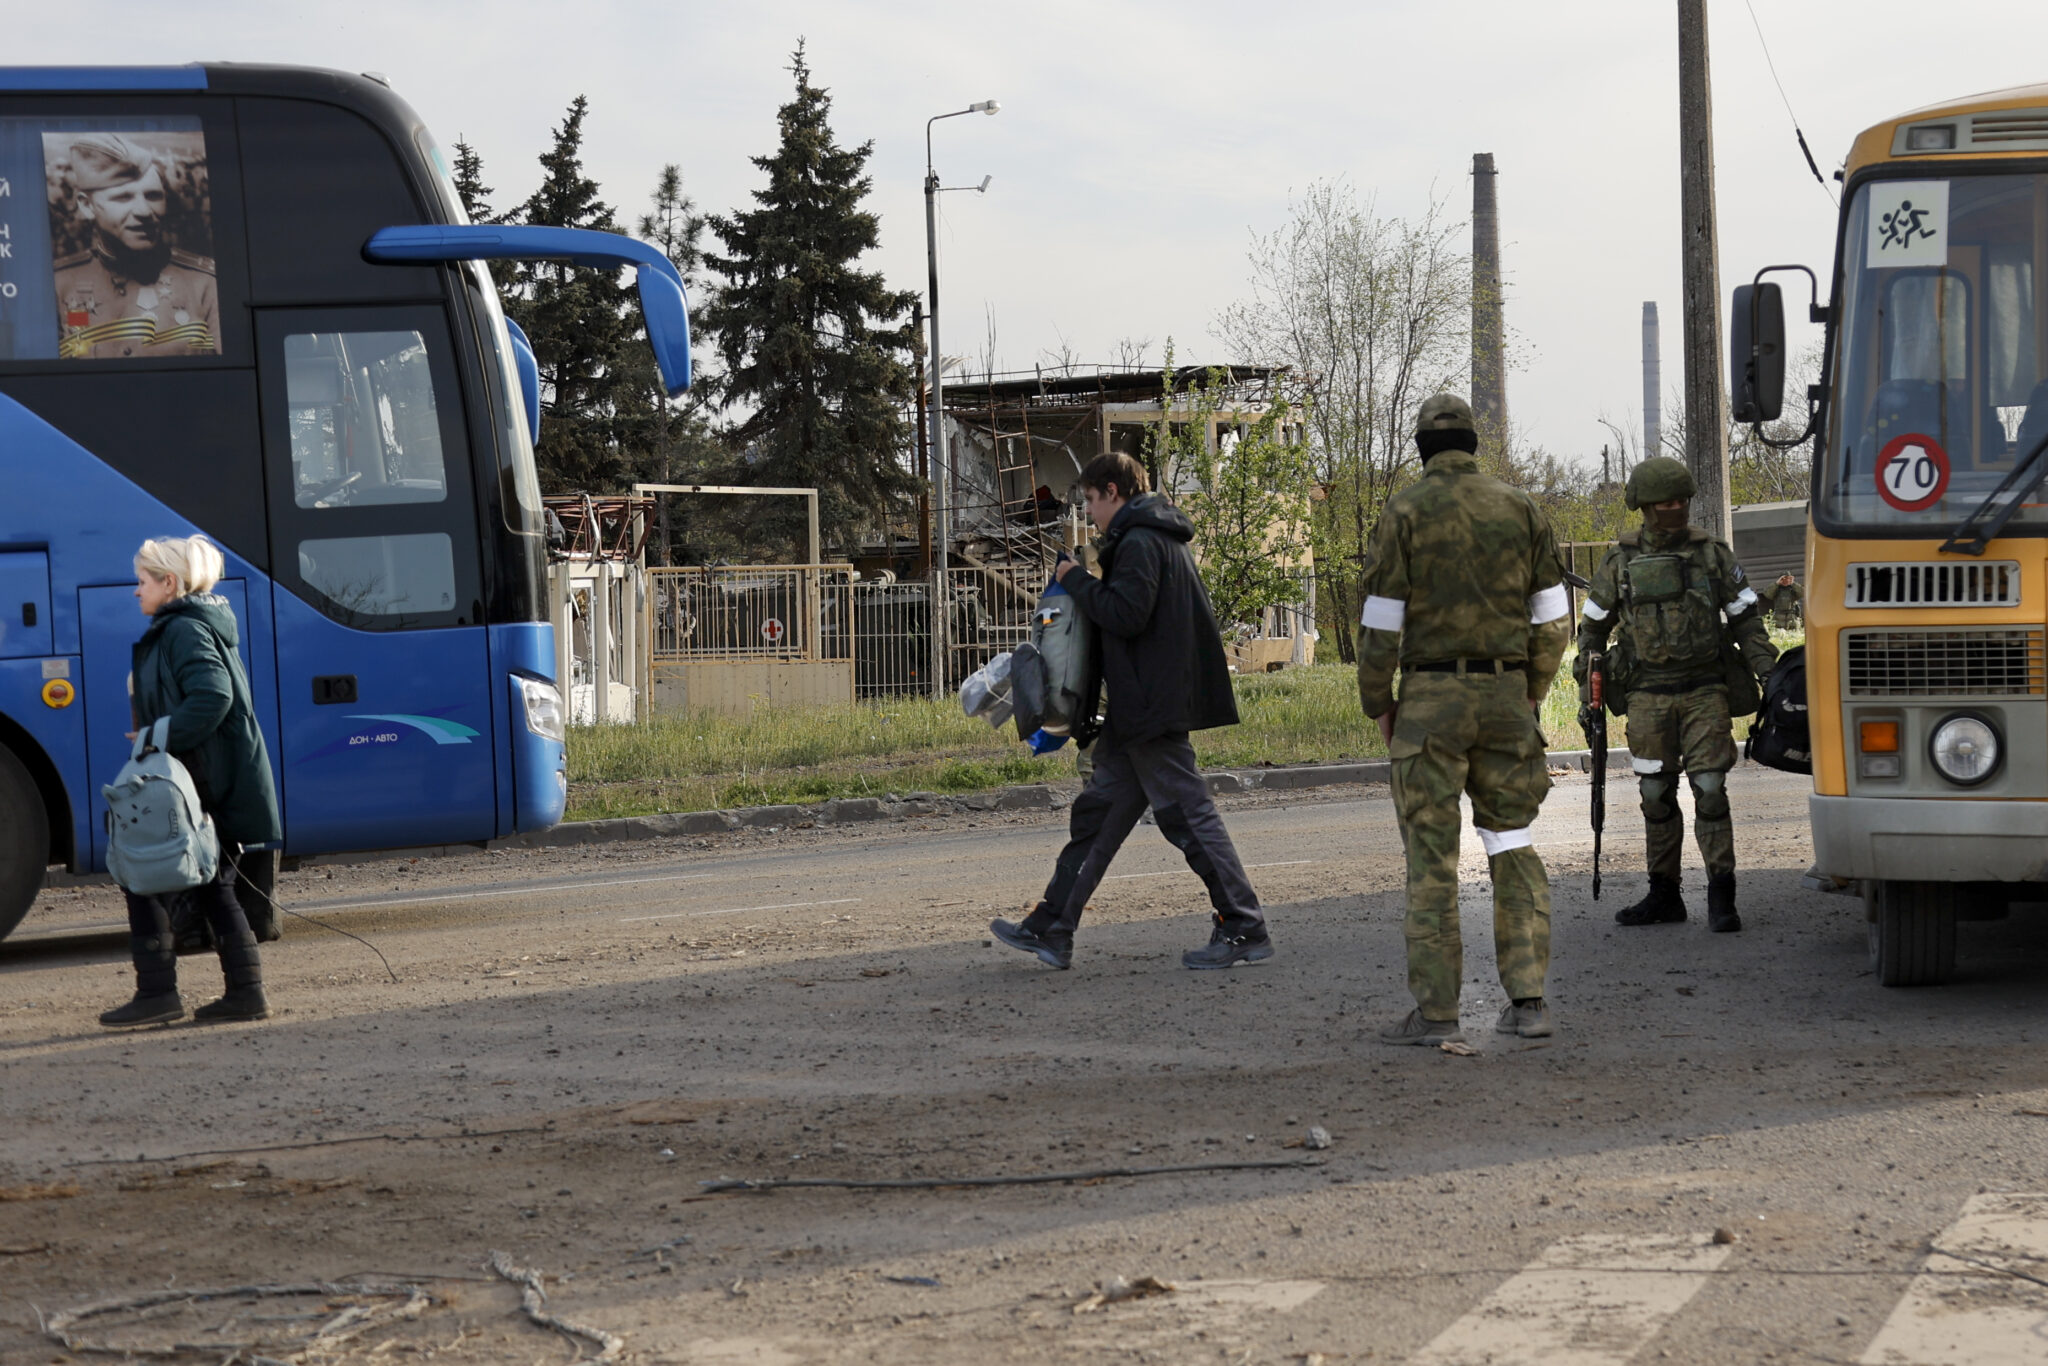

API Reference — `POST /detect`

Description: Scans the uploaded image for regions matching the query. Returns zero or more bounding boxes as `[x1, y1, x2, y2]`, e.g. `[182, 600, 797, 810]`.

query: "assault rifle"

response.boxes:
[1579, 650, 1607, 900]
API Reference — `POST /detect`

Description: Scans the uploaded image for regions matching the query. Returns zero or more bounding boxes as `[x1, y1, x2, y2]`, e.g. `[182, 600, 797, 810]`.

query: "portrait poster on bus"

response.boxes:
[0, 117, 219, 361]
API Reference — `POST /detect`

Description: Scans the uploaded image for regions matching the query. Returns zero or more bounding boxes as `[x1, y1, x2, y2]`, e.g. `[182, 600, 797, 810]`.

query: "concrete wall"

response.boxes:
[650, 660, 855, 717]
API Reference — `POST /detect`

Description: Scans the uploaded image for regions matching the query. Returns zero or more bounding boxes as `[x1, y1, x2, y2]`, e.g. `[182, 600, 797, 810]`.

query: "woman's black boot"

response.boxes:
[194, 930, 268, 1022]
[100, 934, 184, 1027]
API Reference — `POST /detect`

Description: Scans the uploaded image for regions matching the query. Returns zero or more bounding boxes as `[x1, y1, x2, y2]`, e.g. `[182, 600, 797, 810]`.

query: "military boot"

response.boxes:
[100, 934, 184, 1028]
[1615, 875, 1687, 926]
[194, 931, 269, 1022]
[1707, 873, 1741, 934]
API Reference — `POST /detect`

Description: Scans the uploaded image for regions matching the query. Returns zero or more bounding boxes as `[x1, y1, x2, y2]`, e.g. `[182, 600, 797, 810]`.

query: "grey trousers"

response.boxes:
[1032, 729, 1263, 935]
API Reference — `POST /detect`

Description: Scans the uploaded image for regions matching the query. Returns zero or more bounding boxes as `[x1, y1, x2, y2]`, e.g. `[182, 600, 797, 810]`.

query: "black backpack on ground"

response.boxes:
[1745, 645, 1810, 774]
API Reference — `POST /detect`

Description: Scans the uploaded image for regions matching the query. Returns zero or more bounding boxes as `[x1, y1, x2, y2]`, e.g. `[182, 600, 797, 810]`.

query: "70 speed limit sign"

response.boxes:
[1875, 433, 1950, 512]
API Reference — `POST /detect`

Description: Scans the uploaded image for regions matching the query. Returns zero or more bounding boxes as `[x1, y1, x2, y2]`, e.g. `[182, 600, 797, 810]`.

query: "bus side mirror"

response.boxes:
[362, 224, 694, 396]
[633, 266, 693, 397]
[502, 317, 542, 447]
[1731, 281, 1785, 423]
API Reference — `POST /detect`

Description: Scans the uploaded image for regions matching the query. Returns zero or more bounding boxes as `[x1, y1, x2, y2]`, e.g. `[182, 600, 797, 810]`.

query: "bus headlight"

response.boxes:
[519, 676, 566, 742]
[1928, 712, 1999, 786]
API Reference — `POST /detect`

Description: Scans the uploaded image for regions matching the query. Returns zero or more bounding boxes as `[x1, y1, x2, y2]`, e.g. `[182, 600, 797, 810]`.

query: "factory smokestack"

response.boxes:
[1471, 153, 1506, 443]
[1642, 301, 1662, 461]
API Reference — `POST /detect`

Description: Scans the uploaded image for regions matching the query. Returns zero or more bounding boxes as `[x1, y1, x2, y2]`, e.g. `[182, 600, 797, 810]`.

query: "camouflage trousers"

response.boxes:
[1624, 683, 1738, 879]
[1387, 671, 1553, 1021]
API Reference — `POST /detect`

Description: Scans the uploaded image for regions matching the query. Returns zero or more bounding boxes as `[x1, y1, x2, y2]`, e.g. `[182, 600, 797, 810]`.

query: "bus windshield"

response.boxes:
[1821, 172, 2048, 535]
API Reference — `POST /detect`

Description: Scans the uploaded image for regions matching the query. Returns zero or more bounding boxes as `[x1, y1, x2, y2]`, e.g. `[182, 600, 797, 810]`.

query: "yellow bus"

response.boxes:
[1736, 83, 2048, 986]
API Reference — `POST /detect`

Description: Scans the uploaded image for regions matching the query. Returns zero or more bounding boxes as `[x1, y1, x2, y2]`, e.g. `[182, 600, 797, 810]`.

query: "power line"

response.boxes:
[1742, 0, 1836, 205]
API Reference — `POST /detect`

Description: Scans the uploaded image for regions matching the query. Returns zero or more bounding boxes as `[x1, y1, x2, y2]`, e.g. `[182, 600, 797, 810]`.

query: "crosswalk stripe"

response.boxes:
[1408, 1233, 1734, 1366]
[1859, 1191, 2048, 1365]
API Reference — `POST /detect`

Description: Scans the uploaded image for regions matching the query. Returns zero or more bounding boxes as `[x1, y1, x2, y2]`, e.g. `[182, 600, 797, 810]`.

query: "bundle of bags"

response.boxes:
[959, 574, 1097, 753]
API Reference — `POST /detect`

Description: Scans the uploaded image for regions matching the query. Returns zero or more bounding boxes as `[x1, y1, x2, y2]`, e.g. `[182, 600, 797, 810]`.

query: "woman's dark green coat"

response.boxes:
[131, 593, 283, 847]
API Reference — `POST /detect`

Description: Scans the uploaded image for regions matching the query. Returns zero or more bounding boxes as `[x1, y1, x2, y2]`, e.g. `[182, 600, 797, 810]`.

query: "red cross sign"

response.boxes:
[761, 617, 785, 644]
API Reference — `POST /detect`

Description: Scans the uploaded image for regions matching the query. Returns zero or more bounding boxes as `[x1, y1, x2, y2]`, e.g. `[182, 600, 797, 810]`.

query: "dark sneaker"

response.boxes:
[990, 918, 1072, 970]
[193, 987, 270, 1023]
[1616, 875, 1687, 926]
[1495, 998, 1553, 1038]
[1379, 1009, 1464, 1046]
[1181, 921, 1273, 970]
[99, 992, 185, 1029]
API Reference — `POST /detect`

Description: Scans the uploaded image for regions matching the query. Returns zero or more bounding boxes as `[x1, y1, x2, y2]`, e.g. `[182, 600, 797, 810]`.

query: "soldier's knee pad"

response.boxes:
[1637, 775, 1680, 824]
[1689, 771, 1731, 822]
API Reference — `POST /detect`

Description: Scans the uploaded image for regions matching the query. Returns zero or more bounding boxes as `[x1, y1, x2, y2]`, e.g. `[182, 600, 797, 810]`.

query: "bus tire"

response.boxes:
[1866, 880, 1956, 987]
[0, 743, 49, 944]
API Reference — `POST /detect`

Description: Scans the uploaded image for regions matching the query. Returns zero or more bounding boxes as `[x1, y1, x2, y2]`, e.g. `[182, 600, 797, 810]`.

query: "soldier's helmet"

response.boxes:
[65, 134, 154, 192]
[1625, 456, 1697, 510]
[1414, 393, 1476, 435]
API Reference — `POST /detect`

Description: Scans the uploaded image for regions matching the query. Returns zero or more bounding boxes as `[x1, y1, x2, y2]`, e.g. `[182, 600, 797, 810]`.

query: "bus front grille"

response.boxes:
[1845, 629, 2045, 697]
[1845, 560, 2021, 607]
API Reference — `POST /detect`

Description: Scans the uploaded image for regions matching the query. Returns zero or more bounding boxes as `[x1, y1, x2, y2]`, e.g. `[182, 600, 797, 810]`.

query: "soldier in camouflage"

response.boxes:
[1576, 457, 1778, 933]
[1766, 573, 1803, 631]
[1357, 394, 1573, 1046]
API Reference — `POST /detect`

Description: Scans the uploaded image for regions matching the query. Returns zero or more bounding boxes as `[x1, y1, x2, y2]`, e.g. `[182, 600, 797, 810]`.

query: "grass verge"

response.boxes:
[565, 634, 1800, 822]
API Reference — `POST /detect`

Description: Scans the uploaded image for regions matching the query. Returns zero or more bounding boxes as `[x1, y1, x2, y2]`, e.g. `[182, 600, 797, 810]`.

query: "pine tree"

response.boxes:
[450, 138, 494, 223]
[633, 165, 722, 563]
[502, 96, 652, 495]
[702, 43, 920, 552]
[639, 164, 706, 289]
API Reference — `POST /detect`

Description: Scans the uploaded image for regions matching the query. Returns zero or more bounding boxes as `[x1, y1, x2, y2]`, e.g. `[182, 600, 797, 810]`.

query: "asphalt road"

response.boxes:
[3, 766, 2045, 1364]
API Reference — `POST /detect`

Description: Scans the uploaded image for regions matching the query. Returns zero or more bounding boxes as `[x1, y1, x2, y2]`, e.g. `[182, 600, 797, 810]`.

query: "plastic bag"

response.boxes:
[959, 650, 1016, 729]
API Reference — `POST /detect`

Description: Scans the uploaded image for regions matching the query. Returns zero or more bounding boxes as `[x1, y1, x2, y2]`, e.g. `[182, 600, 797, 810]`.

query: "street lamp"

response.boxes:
[924, 98, 999, 696]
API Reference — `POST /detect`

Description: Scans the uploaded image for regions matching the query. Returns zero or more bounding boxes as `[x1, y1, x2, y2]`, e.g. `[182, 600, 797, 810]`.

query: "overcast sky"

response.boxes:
[23, 2, 2048, 465]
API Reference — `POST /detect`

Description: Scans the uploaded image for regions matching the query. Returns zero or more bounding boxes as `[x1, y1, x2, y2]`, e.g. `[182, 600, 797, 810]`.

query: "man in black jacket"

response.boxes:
[990, 453, 1271, 971]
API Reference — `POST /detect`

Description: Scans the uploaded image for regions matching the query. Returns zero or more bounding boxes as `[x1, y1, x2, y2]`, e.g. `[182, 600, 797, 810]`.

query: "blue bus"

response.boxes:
[0, 64, 691, 941]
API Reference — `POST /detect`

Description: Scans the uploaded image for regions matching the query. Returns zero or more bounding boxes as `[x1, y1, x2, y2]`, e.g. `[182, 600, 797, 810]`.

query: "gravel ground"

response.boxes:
[3, 766, 2045, 1364]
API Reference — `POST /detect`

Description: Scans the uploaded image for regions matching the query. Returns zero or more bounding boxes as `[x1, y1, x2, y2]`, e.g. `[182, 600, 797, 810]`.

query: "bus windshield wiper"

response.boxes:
[1941, 427, 2048, 555]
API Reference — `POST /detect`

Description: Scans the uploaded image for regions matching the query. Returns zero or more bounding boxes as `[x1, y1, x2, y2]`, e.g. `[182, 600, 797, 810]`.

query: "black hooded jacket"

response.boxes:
[1064, 493, 1239, 744]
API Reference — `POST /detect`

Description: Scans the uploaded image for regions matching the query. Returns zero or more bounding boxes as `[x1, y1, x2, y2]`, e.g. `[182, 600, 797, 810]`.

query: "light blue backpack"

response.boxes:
[103, 717, 220, 894]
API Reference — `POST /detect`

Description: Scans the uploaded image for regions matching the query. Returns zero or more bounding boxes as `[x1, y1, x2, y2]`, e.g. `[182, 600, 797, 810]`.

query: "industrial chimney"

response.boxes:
[1642, 302, 1662, 461]
[1471, 153, 1506, 441]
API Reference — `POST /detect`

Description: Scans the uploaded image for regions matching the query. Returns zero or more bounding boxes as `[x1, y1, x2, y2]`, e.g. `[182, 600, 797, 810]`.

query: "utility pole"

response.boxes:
[1677, 0, 1731, 540]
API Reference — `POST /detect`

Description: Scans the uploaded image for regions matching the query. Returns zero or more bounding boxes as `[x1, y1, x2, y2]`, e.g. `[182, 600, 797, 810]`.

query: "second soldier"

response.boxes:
[1575, 457, 1777, 933]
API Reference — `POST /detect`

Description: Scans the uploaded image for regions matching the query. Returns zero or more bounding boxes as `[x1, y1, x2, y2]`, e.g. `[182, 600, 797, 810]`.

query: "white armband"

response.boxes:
[1725, 587, 1760, 616]
[1477, 826, 1534, 856]
[1528, 583, 1569, 625]
[1360, 596, 1406, 631]
[1581, 598, 1612, 622]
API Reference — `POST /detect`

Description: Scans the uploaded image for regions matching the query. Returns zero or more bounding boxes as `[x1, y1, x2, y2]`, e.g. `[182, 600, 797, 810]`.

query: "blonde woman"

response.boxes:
[100, 535, 282, 1027]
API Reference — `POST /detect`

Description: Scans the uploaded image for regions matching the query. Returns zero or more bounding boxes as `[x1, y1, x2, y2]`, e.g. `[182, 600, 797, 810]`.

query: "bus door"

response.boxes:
[256, 307, 496, 853]
[77, 578, 261, 870]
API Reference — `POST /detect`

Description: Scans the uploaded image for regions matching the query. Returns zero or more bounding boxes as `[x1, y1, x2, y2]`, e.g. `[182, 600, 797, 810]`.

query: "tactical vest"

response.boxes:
[1613, 532, 1725, 675]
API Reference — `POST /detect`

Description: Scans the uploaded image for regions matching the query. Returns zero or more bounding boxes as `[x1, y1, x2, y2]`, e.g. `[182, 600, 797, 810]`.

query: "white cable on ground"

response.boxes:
[488, 1249, 624, 1360]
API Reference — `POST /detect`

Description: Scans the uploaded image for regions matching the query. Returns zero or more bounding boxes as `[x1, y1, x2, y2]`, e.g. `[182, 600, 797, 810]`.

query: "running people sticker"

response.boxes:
[1876, 433, 1950, 512]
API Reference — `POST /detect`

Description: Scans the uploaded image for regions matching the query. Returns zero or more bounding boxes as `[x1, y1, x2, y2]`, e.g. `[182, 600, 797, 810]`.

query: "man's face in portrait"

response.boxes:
[78, 166, 167, 254]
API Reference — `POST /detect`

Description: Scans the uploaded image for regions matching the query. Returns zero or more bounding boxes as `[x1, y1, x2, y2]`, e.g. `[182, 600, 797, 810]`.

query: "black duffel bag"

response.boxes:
[1745, 645, 1810, 775]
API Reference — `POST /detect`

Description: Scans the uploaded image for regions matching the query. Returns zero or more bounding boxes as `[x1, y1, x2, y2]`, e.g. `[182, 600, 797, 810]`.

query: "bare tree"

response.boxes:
[1213, 182, 1470, 659]
[1111, 335, 1155, 370]
[1037, 327, 1082, 378]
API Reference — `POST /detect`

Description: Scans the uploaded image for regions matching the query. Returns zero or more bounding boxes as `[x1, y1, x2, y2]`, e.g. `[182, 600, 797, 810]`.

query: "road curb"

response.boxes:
[42, 746, 1646, 884]
[404, 747, 1640, 858]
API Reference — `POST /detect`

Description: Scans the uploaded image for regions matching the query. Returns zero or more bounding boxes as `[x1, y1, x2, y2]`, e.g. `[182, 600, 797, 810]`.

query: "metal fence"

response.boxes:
[648, 565, 854, 663]
[851, 577, 935, 697]
[943, 563, 1043, 689]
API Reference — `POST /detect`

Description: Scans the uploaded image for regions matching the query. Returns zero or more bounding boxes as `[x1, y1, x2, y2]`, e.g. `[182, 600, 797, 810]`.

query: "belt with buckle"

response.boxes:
[1407, 659, 1527, 675]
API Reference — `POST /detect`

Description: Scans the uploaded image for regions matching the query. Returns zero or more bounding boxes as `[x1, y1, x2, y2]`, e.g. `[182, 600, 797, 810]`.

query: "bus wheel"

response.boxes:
[0, 744, 49, 943]
[1865, 880, 1957, 987]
